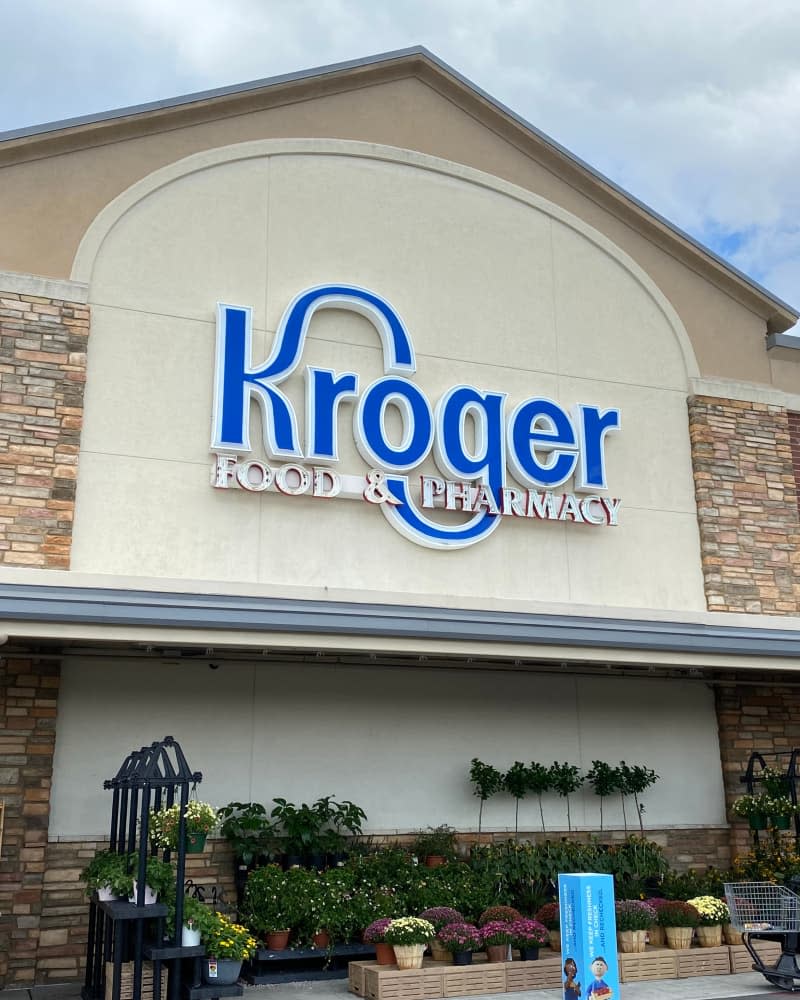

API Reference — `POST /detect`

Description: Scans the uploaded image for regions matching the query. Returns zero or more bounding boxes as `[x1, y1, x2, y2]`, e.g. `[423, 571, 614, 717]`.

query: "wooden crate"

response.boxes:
[619, 947, 678, 983]
[505, 956, 563, 991]
[676, 946, 731, 978]
[363, 964, 444, 1000]
[349, 960, 377, 996]
[730, 939, 782, 974]
[105, 962, 168, 1000]
[442, 964, 507, 997]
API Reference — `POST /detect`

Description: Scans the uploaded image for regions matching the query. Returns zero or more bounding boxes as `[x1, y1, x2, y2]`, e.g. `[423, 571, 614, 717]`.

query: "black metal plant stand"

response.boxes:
[740, 750, 800, 851]
[82, 736, 229, 1000]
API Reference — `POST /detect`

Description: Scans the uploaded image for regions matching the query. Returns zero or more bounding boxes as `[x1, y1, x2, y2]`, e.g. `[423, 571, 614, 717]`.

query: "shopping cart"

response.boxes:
[725, 881, 800, 991]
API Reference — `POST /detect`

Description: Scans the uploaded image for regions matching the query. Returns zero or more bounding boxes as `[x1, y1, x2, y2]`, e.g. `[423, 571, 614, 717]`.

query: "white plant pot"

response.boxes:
[182, 924, 202, 947]
[129, 881, 158, 905]
[97, 885, 117, 902]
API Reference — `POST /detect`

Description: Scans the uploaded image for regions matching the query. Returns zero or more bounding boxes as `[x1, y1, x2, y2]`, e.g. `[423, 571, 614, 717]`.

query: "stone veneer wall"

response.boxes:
[0, 656, 60, 987]
[715, 680, 800, 860]
[688, 395, 800, 615]
[0, 288, 88, 568]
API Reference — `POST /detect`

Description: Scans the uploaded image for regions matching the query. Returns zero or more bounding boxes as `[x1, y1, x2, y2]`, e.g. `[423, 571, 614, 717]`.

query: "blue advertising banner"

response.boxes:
[558, 873, 619, 1000]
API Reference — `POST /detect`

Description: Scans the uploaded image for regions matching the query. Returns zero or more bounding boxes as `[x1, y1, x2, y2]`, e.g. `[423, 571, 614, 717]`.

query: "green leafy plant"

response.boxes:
[241, 863, 292, 933]
[527, 762, 552, 832]
[149, 800, 217, 849]
[731, 793, 769, 820]
[81, 850, 133, 899]
[586, 760, 621, 831]
[548, 762, 583, 831]
[412, 825, 457, 860]
[504, 762, 531, 839]
[271, 798, 327, 856]
[760, 766, 791, 799]
[469, 759, 503, 835]
[618, 762, 659, 834]
[217, 801, 276, 866]
[201, 910, 259, 960]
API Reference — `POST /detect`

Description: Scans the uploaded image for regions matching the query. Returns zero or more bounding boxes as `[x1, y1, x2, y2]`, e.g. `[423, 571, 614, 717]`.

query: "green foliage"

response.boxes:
[527, 762, 552, 832]
[586, 761, 621, 831]
[548, 762, 583, 831]
[412, 825, 457, 859]
[618, 762, 659, 834]
[469, 758, 504, 835]
[504, 762, 530, 839]
[217, 801, 276, 866]
[660, 867, 727, 900]
[594, 835, 669, 898]
[80, 850, 133, 898]
[760, 766, 791, 799]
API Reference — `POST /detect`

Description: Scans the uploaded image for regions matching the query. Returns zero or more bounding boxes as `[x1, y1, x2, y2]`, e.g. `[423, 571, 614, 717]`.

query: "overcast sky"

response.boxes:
[3, 0, 799, 324]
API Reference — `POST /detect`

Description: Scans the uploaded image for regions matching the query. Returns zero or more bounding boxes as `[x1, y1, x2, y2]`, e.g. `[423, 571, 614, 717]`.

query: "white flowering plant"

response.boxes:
[686, 896, 729, 927]
[384, 917, 436, 946]
[149, 801, 218, 849]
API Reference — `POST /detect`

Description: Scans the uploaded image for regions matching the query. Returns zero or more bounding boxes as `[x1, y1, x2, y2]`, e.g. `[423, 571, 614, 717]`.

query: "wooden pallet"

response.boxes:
[104, 962, 168, 1000]
[504, 956, 563, 991]
[349, 960, 377, 996]
[675, 945, 732, 978]
[363, 964, 445, 1000]
[619, 947, 678, 983]
[730, 939, 782, 974]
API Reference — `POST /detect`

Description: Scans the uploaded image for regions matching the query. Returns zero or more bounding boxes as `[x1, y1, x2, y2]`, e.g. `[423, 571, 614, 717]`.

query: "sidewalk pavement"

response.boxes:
[0, 971, 786, 1000]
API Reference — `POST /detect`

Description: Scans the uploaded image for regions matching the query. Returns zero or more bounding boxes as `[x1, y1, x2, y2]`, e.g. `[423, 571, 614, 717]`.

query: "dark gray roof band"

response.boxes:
[1, 46, 796, 323]
[0, 582, 799, 658]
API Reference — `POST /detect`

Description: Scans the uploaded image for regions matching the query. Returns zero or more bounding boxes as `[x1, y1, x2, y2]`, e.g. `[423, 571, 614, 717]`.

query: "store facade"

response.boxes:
[0, 48, 799, 986]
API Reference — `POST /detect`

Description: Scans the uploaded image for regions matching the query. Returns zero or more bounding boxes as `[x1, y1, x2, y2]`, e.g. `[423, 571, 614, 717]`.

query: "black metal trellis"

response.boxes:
[82, 736, 203, 1000]
[740, 750, 800, 851]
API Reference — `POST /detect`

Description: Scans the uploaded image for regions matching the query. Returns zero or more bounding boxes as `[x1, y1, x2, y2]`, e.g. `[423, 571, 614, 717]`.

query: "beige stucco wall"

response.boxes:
[67, 140, 707, 610]
[0, 72, 793, 388]
[49, 656, 727, 837]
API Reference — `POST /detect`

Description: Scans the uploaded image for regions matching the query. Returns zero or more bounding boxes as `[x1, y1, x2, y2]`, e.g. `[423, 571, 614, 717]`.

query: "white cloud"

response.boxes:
[1, 0, 799, 314]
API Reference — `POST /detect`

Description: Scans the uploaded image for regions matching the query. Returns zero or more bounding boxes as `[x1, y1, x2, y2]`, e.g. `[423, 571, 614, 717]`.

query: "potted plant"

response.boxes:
[200, 910, 258, 985]
[412, 825, 457, 867]
[81, 850, 132, 901]
[645, 898, 669, 946]
[480, 920, 513, 963]
[469, 759, 504, 836]
[384, 917, 436, 969]
[765, 795, 796, 830]
[364, 917, 396, 966]
[586, 760, 621, 832]
[437, 921, 482, 966]
[527, 761, 553, 832]
[478, 905, 522, 926]
[615, 900, 657, 953]
[687, 895, 728, 947]
[535, 902, 560, 951]
[149, 800, 218, 853]
[618, 761, 659, 834]
[548, 762, 583, 832]
[179, 895, 210, 947]
[130, 855, 174, 906]
[718, 899, 741, 945]
[271, 798, 326, 867]
[240, 863, 292, 949]
[507, 918, 548, 961]
[217, 801, 277, 904]
[656, 900, 700, 950]
[732, 793, 770, 830]
[419, 906, 463, 960]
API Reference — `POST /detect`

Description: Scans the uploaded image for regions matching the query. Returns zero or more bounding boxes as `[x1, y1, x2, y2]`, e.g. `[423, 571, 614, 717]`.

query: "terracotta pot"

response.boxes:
[266, 930, 290, 950]
[393, 943, 425, 970]
[617, 930, 647, 953]
[648, 926, 666, 947]
[374, 942, 396, 966]
[548, 929, 561, 952]
[486, 944, 509, 963]
[696, 925, 722, 948]
[312, 930, 330, 949]
[664, 926, 693, 950]
[424, 855, 446, 868]
[723, 924, 744, 946]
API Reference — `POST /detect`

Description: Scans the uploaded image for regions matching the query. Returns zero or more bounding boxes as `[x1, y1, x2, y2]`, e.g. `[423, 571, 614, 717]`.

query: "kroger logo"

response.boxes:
[210, 285, 621, 549]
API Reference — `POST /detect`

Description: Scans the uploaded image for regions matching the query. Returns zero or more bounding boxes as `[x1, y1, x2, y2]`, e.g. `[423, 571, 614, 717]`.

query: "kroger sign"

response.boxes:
[210, 284, 621, 549]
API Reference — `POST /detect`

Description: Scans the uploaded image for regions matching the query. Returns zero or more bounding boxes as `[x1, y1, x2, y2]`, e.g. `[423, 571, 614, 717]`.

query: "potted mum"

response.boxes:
[480, 920, 513, 963]
[200, 911, 258, 985]
[364, 918, 396, 966]
[437, 922, 482, 966]
[478, 905, 522, 926]
[645, 898, 669, 946]
[419, 907, 464, 961]
[150, 800, 218, 853]
[535, 902, 560, 951]
[81, 850, 133, 901]
[384, 917, 436, 970]
[615, 900, 656, 953]
[687, 895, 728, 947]
[657, 900, 700, 950]
[508, 918, 548, 961]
